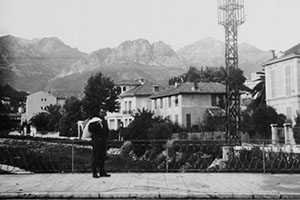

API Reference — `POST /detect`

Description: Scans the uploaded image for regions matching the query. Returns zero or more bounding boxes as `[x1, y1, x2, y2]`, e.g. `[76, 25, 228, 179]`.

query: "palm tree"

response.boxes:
[251, 69, 266, 107]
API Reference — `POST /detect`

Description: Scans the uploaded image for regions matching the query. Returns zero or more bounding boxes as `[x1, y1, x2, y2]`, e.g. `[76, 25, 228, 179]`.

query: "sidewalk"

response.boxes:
[1, 173, 300, 199]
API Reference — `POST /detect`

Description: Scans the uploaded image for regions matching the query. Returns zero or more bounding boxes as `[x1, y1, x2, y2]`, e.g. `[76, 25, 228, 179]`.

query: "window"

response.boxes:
[125, 101, 128, 112]
[168, 97, 171, 107]
[287, 106, 292, 120]
[271, 70, 276, 98]
[123, 86, 126, 92]
[41, 98, 43, 101]
[153, 85, 159, 92]
[154, 99, 157, 109]
[129, 101, 132, 112]
[160, 98, 163, 108]
[175, 115, 179, 123]
[186, 114, 191, 130]
[175, 96, 178, 107]
[285, 65, 291, 96]
[211, 95, 217, 106]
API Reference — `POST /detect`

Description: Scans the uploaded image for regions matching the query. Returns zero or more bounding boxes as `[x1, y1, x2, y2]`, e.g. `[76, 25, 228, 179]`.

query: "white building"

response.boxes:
[149, 82, 226, 129]
[264, 44, 300, 123]
[23, 91, 65, 122]
[106, 79, 163, 130]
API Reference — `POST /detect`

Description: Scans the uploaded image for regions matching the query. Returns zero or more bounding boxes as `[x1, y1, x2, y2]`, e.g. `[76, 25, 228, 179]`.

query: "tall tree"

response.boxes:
[252, 105, 278, 139]
[59, 96, 83, 137]
[251, 69, 266, 107]
[45, 104, 62, 132]
[82, 72, 120, 117]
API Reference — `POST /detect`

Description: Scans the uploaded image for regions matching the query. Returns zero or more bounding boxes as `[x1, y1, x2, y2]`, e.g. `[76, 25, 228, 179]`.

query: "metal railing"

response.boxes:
[1, 138, 300, 174]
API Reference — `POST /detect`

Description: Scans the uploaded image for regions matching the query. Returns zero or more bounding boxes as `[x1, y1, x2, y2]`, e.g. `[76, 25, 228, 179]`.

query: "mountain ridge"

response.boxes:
[0, 35, 272, 97]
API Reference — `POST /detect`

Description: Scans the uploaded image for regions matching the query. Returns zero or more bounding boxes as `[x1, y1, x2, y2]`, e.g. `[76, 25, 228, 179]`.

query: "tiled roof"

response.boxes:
[116, 80, 142, 86]
[121, 80, 163, 97]
[150, 82, 225, 99]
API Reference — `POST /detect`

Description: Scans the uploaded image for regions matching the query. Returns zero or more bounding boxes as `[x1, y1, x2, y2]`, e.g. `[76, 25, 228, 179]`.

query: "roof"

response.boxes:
[150, 82, 226, 99]
[121, 80, 163, 97]
[284, 43, 300, 55]
[263, 43, 300, 66]
[116, 80, 142, 86]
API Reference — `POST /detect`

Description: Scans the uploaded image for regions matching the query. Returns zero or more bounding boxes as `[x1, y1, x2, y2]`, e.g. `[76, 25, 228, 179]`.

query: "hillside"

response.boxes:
[177, 37, 272, 79]
[0, 35, 86, 93]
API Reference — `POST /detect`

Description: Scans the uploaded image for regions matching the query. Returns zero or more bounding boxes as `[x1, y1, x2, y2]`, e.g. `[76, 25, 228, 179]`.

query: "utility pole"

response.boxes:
[218, 0, 245, 141]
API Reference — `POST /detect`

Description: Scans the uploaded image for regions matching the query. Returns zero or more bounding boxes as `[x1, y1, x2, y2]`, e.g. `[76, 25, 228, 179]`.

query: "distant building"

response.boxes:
[23, 91, 65, 122]
[264, 44, 300, 123]
[149, 82, 226, 129]
[106, 79, 163, 130]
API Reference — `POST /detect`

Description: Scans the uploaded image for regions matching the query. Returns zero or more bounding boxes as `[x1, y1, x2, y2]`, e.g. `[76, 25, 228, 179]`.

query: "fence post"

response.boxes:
[262, 140, 266, 173]
[71, 139, 74, 173]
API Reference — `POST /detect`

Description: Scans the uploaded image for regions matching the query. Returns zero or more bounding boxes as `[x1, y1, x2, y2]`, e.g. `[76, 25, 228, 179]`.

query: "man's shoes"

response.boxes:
[92, 173, 100, 178]
[100, 173, 111, 177]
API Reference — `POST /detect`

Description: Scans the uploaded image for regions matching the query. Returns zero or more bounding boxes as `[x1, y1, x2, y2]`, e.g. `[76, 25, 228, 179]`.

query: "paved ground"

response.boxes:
[1, 173, 300, 199]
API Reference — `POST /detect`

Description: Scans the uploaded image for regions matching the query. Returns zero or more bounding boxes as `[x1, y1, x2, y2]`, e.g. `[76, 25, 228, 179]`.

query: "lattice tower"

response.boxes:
[218, 0, 245, 141]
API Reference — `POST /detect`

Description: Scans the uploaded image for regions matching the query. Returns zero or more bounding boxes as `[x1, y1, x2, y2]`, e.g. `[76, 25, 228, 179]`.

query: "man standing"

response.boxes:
[88, 108, 110, 178]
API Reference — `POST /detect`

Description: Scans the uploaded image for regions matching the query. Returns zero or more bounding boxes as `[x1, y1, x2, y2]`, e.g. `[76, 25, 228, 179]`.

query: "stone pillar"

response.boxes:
[222, 146, 233, 161]
[271, 124, 278, 145]
[284, 123, 295, 145]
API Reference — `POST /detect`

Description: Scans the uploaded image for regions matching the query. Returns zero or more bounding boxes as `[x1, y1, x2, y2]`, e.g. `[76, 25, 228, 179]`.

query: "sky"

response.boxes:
[1, 0, 300, 53]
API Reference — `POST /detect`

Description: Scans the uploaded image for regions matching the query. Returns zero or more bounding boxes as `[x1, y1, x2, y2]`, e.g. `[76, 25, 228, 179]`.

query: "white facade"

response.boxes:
[106, 80, 157, 130]
[24, 91, 65, 122]
[265, 54, 300, 122]
[150, 82, 226, 128]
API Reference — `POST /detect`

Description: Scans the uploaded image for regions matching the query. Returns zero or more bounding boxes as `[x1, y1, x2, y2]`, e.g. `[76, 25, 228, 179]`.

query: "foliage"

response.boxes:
[197, 114, 226, 132]
[168, 66, 249, 92]
[293, 112, 300, 142]
[147, 120, 178, 140]
[0, 114, 13, 132]
[252, 105, 279, 139]
[45, 104, 62, 132]
[240, 109, 256, 135]
[82, 72, 120, 117]
[126, 108, 163, 140]
[0, 84, 28, 113]
[120, 141, 133, 159]
[30, 112, 50, 134]
[251, 69, 266, 107]
[59, 96, 84, 137]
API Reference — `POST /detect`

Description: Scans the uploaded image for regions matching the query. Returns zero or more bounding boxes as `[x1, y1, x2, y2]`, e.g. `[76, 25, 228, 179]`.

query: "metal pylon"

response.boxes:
[218, 0, 245, 141]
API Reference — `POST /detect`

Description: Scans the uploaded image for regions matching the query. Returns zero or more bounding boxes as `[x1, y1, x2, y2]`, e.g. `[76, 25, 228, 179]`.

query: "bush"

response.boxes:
[120, 141, 133, 159]
[293, 112, 300, 143]
[30, 112, 50, 134]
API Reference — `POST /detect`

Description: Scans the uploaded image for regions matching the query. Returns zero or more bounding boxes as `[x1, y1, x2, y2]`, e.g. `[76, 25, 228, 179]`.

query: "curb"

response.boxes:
[1, 192, 300, 199]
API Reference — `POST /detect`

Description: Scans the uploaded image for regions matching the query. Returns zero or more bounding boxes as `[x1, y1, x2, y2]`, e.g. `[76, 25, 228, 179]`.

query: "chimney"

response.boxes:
[153, 85, 159, 93]
[139, 78, 145, 84]
[174, 82, 178, 88]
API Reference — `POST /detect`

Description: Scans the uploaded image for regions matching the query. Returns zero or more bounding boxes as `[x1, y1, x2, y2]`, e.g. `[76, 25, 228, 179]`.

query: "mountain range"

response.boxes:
[0, 35, 272, 97]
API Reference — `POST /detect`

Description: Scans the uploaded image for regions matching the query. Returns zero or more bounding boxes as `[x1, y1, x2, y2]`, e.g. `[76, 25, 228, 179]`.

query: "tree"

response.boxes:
[59, 96, 84, 137]
[252, 105, 278, 139]
[82, 72, 120, 117]
[293, 112, 300, 143]
[0, 84, 28, 113]
[45, 104, 62, 132]
[168, 66, 248, 92]
[30, 112, 50, 134]
[126, 109, 161, 140]
[251, 69, 266, 107]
